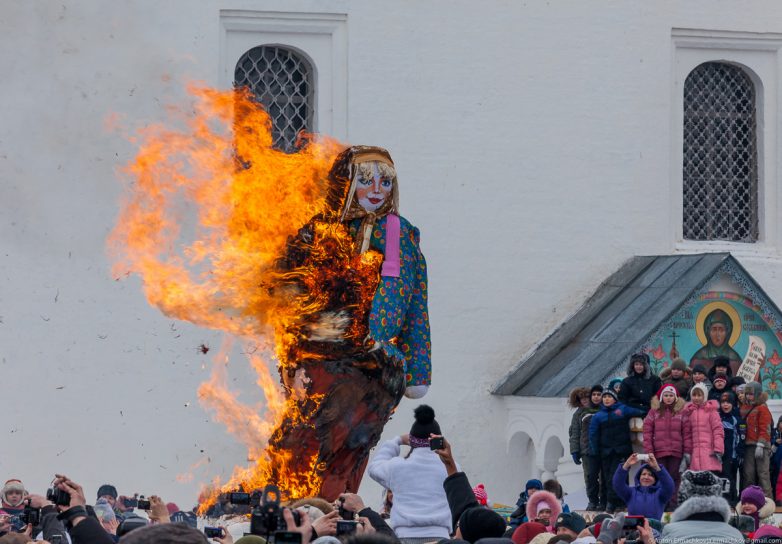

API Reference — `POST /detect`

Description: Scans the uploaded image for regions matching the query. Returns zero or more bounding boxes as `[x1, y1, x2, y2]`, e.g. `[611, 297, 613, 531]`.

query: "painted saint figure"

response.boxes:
[268, 146, 431, 500]
[690, 309, 742, 374]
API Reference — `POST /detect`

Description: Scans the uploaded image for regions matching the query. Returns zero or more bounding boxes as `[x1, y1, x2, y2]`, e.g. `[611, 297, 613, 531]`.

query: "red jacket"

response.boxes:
[741, 391, 772, 446]
[643, 397, 690, 458]
[684, 399, 724, 472]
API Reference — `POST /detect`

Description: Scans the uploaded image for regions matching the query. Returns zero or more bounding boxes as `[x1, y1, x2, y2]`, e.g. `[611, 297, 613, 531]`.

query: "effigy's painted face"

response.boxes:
[709, 323, 727, 347]
[355, 161, 393, 213]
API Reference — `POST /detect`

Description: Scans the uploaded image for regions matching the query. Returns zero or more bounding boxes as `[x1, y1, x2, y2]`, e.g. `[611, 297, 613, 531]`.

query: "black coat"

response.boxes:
[619, 363, 662, 414]
[589, 402, 646, 456]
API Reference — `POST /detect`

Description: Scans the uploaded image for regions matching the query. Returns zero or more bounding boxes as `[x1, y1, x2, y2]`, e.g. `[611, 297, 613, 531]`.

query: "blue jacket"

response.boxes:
[612, 463, 674, 521]
[720, 409, 744, 462]
[589, 402, 645, 456]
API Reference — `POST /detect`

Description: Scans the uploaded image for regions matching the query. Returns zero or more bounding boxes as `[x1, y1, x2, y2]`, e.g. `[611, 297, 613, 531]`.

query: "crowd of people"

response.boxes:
[6, 356, 782, 544]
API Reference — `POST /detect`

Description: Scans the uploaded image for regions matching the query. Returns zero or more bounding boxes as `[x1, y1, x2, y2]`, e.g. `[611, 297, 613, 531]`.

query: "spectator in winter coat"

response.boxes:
[0, 481, 27, 516]
[525, 490, 561, 534]
[659, 357, 692, 398]
[689, 365, 712, 394]
[568, 387, 591, 464]
[611, 453, 674, 521]
[708, 356, 733, 382]
[588, 390, 645, 512]
[643, 385, 690, 509]
[736, 484, 775, 531]
[681, 383, 724, 473]
[509, 480, 543, 529]
[719, 391, 744, 505]
[618, 353, 662, 415]
[367, 405, 452, 542]
[660, 470, 744, 544]
[707, 375, 730, 402]
[552, 512, 586, 540]
[571, 385, 603, 511]
[740, 381, 774, 497]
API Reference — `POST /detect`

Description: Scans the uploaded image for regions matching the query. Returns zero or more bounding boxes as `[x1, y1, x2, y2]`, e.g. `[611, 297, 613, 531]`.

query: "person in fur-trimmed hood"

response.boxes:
[643, 385, 690, 509]
[740, 381, 773, 497]
[735, 484, 775, 531]
[619, 353, 662, 415]
[660, 470, 744, 544]
[524, 490, 561, 534]
[659, 358, 693, 399]
[0, 480, 27, 515]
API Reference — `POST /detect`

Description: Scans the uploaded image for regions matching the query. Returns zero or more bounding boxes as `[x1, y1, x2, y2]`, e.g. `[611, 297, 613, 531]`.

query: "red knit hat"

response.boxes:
[472, 483, 488, 506]
[657, 384, 678, 401]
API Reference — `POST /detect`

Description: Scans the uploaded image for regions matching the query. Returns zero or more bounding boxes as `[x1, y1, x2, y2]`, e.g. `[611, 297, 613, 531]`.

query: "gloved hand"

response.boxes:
[679, 453, 691, 473]
[755, 444, 765, 459]
[712, 452, 722, 464]
[572, 453, 582, 465]
[597, 512, 625, 544]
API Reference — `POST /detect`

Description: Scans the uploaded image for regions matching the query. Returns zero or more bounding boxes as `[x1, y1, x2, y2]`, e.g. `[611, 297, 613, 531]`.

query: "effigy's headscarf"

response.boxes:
[326, 146, 399, 254]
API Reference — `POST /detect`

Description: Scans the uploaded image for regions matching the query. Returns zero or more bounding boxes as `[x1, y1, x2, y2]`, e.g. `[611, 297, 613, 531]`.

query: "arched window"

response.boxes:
[683, 62, 758, 242]
[234, 45, 314, 153]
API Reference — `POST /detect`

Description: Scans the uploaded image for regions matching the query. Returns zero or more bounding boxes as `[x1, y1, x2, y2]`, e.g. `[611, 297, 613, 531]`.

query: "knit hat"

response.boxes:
[692, 364, 707, 375]
[602, 390, 618, 402]
[119, 523, 209, 543]
[608, 377, 623, 391]
[658, 384, 677, 400]
[525, 479, 543, 492]
[97, 484, 118, 500]
[512, 521, 546, 544]
[590, 384, 603, 395]
[410, 404, 441, 441]
[554, 512, 586, 534]
[729, 376, 746, 388]
[671, 358, 687, 371]
[740, 485, 766, 510]
[713, 375, 728, 386]
[473, 484, 488, 506]
[458, 507, 507, 543]
[677, 470, 722, 504]
[690, 383, 708, 399]
[236, 537, 268, 544]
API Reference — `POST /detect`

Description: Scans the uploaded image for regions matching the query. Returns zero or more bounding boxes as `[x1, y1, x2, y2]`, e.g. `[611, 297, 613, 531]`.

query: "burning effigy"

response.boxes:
[108, 86, 431, 505]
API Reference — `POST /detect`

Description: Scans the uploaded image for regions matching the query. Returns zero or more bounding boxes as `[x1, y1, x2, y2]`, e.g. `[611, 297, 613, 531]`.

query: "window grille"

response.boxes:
[235, 46, 313, 153]
[683, 62, 758, 242]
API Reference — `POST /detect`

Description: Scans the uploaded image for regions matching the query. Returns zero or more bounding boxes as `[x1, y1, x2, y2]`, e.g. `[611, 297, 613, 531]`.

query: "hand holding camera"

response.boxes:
[283, 507, 312, 544]
[311, 510, 339, 536]
[432, 435, 457, 475]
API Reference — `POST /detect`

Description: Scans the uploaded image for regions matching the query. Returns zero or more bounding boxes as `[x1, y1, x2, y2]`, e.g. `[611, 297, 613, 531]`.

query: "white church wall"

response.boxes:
[3, 0, 782, 509]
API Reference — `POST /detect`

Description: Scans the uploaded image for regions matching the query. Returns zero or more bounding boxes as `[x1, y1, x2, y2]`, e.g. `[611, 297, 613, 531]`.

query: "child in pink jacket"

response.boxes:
[682, 382, 725, 473]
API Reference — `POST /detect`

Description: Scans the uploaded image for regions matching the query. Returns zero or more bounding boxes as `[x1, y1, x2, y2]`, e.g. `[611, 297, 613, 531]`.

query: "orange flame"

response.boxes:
[108, 84, 352, 506]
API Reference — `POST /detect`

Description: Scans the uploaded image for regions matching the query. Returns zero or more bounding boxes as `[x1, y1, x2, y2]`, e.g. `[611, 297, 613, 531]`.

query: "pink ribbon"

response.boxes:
[381, 214, 401, 278]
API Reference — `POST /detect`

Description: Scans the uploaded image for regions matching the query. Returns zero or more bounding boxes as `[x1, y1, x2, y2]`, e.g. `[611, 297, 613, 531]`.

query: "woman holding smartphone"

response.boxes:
[367, 405, 451, 544]
[612, 453, 675, 521]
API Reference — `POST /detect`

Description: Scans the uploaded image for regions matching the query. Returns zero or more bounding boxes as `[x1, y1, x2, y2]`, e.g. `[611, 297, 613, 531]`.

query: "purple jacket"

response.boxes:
[612, 463, 674, 521]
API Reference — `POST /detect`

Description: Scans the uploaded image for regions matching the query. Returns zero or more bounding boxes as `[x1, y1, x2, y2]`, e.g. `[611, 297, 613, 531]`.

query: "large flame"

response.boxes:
[108, 85, 355, 504]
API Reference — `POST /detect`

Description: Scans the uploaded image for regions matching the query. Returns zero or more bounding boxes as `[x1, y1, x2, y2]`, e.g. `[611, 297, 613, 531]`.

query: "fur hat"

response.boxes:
[0, 480, 26, 507]
[713, 356, 731, 372]
[690, 383, 708, 399]
[745, 381, 763, 400]
[658, 384, 678, 400]
[677, 470, 722, 504]
[458, 507, 507, 543]
[729, 376, 746, 388]
[568, 387, 590, 409]
[525, 490, 561, 524]
[671, 358, 687, 371]
[554, 511, 586, 535]
[410, 404, 441, 441]
[740, 485, 766, 510]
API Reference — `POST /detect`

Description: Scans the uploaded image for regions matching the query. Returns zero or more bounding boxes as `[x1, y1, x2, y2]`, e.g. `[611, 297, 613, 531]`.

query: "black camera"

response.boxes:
[204, 526, 224, 538]
[225, 484, 299, 539]
[137, 496, 151, 511]
[430, 437, 445, 450]
[336, 520, 358, 536]
[123, 497, 139, 508]
[19, 501, 41, 527]
[46, 486, 70, 507]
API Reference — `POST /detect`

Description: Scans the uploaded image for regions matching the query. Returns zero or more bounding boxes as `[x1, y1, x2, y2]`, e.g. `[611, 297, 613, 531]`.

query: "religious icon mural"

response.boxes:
[641, 261, 782, 397]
